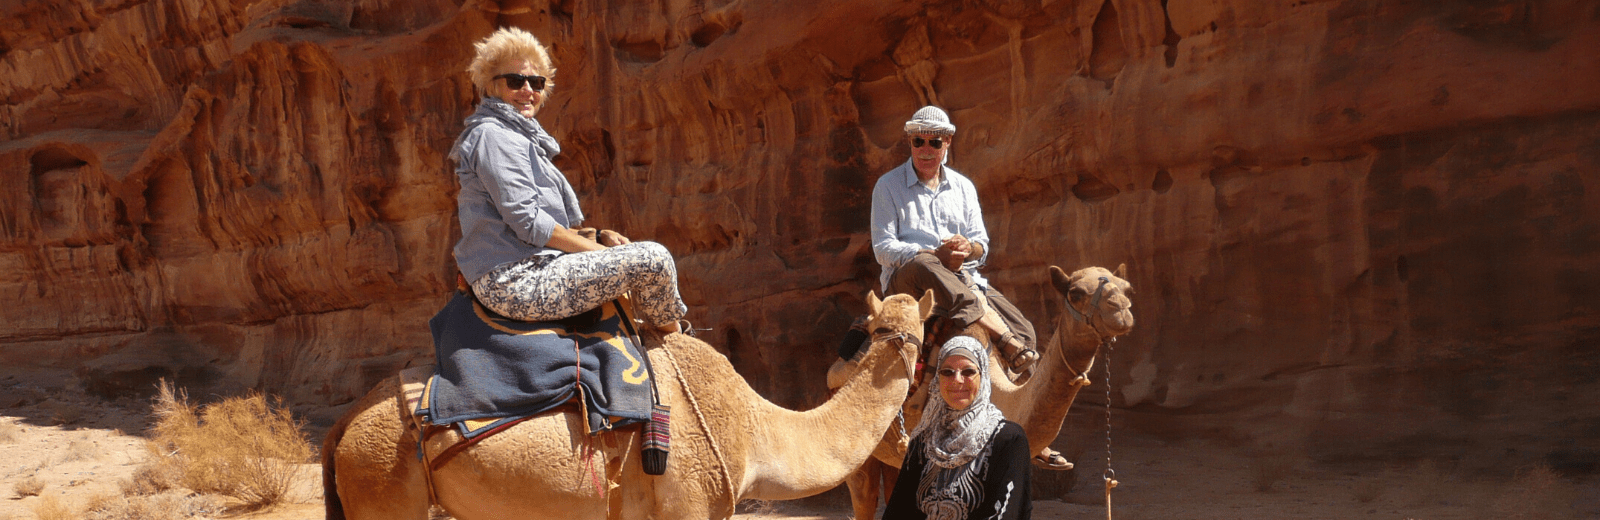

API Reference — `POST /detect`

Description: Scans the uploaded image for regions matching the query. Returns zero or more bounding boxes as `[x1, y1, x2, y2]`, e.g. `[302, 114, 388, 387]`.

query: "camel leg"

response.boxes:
[847, 459, 883, 520]
[880, 463, 900, 506]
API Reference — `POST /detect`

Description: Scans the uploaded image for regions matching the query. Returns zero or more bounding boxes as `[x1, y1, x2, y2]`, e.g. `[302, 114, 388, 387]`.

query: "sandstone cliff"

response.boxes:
[3, 0, 1597, 476]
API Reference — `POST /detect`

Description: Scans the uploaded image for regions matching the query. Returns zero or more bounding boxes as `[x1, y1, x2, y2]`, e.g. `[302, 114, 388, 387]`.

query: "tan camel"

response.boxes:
[838, 265, 1135, 520]
[321, 290, 934, 520]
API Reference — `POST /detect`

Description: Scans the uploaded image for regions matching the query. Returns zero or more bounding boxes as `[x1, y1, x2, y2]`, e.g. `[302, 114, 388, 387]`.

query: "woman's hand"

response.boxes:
[547, 226, 606, 253]
[598, 229, 631, 247]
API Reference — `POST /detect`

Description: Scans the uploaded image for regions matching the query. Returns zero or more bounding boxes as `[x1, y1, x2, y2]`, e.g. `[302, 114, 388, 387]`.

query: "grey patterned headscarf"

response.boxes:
[908, 336, 1007, 520]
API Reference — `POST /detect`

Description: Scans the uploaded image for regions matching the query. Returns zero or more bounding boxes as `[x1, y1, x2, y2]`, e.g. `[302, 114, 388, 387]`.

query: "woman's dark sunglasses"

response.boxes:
[912, 137, 944, 149]
[494, 73, 547, 92]
[937, 367, 979, 379]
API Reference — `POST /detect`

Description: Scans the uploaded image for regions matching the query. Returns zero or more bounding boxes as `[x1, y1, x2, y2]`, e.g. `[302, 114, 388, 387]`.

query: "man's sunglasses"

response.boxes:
[494, 73, 547, 92]
[912, 137, 944, 149]
[937, 367, 979, 379]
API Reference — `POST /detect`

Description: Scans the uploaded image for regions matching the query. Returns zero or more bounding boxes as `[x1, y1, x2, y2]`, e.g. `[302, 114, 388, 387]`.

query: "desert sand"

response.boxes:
[4, 367, 1595, 520]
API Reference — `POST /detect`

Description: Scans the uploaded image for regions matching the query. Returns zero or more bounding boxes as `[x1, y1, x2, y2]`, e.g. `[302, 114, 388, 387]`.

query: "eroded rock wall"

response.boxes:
[3, 0, 1597, 470]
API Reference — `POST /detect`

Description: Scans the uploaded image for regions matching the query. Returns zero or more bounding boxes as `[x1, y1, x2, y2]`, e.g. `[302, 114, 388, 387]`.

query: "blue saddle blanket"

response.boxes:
[426, 291, 654, 436]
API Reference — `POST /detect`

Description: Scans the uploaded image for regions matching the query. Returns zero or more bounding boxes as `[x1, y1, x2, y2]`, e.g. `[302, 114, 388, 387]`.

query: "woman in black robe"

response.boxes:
[883, 335, 1032, 520]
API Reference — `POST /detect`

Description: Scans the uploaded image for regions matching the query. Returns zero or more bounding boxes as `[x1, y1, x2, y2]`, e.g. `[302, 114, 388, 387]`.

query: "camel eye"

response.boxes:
[872, 327, 893, 335]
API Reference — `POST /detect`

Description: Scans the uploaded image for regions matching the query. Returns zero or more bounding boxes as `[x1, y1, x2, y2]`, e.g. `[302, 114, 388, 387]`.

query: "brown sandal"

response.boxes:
[1033, 450, 1074, 470]
[1000, 332, 1038, 370]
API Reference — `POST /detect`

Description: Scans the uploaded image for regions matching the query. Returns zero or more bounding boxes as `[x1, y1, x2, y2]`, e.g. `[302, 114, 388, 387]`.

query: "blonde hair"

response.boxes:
[467, 27, 556, 96]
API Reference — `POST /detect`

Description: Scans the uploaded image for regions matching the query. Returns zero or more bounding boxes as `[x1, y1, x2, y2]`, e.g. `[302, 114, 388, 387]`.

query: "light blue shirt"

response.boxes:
[451, 111, 582, 282]
[870, 160, 991, 292]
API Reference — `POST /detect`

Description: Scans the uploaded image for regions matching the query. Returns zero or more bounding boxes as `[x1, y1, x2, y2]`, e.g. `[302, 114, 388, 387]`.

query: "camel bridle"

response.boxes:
[868, 328, 924, 444]
[1059, 275, 1120, 386]
[1062, 274, 1126, 518]
[869, 329, 924, 388]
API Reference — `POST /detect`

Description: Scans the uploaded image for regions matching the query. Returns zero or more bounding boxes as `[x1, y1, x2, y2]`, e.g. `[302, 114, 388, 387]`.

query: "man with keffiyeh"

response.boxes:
[883, 336, 1033, 520]
[861, 106, 1040, 373]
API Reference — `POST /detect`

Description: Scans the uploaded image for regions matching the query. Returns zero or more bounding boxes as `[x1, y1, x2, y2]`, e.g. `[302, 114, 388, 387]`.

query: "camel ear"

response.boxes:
[1049, 266, 1074, 296]
[1116, 263, 1128, 280]
[917, 289, 936, 320]
[867, 290, 883, 316]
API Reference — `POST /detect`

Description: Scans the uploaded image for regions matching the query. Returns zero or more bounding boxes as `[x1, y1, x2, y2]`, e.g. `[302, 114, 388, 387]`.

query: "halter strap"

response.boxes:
[1065, 276, 1112, 325]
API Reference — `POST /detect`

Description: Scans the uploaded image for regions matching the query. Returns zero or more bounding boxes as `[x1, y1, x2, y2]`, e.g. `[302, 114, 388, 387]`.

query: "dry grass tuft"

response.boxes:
[62, 438, 101, 463]
[0, 420, 19, 444]
[144, 380, 313, 510]
[82, 491, 224, 520]
[118, 463, 181, 497]
[30, 495, 75, 520]
[14, 475, 45, 497]
[1484, 463, 1577, 519]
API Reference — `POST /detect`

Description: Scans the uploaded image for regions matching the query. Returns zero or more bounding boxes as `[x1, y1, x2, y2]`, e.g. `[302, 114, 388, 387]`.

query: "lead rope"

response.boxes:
[1101, 337, 1118, 520]
[657, 345, 736, 518]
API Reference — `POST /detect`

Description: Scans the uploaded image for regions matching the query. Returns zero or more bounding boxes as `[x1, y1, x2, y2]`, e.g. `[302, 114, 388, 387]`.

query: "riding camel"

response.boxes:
[837, 265, 1135, 520]
[321, 290, 934, 520]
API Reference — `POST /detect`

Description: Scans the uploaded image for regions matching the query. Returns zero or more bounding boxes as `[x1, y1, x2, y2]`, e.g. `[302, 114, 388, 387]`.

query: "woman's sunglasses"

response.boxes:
[494, 73, 547, 92]
[911, 137, 944, 149]
[937, 367, 979, 379]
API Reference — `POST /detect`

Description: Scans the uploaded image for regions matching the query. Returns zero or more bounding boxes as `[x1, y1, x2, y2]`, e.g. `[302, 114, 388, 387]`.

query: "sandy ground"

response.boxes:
[3, 369, 1596, 520]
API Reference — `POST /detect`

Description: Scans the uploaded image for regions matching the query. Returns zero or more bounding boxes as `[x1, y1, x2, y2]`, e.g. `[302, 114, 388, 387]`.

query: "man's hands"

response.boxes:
[934, 234, 975, 272]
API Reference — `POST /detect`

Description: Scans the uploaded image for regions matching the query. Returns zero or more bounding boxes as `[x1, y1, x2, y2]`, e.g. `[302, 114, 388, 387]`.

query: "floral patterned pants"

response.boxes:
[471, 241, 688, 328]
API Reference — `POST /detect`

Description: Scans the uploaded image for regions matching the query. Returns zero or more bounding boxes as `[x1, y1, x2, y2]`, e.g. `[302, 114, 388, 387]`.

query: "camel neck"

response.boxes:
[735, 333, 915, 500]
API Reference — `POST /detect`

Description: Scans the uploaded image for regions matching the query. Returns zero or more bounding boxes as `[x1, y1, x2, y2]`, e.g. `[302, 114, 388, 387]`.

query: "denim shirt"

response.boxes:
[451, 113, 582, 282]
[870, 159, 991, 291]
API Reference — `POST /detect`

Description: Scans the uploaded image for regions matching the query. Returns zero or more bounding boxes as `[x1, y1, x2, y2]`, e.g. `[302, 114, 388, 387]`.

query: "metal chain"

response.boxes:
[1102, 339, 1118, 520]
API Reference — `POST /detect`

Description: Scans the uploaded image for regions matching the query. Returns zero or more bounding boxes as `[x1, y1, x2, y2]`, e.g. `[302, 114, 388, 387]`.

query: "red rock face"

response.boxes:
[4, 0, 1598, 470]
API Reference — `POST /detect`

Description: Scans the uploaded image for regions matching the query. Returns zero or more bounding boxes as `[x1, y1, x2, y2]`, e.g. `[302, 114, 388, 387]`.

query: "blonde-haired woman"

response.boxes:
[451, 27, 685, 334]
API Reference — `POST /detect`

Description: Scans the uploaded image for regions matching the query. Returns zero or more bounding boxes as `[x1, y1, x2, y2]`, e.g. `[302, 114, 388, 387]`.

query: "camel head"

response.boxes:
[866, 289, 935, 338]
[1049, 264, 1134, 339]
[864, 290, 936, 372]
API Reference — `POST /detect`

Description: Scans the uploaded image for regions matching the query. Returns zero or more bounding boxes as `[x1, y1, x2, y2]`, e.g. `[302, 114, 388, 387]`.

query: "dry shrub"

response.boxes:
[147, 380, 313, 510]
[82, 490, 224, 520]
[30, 495, 74, 520]
[0, 420, 18, 444]
[1484, 463, 1577, 519]
[62, 438, 101, 463]
[119, 463, 181, 497]
[14, 475, 44, 497]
